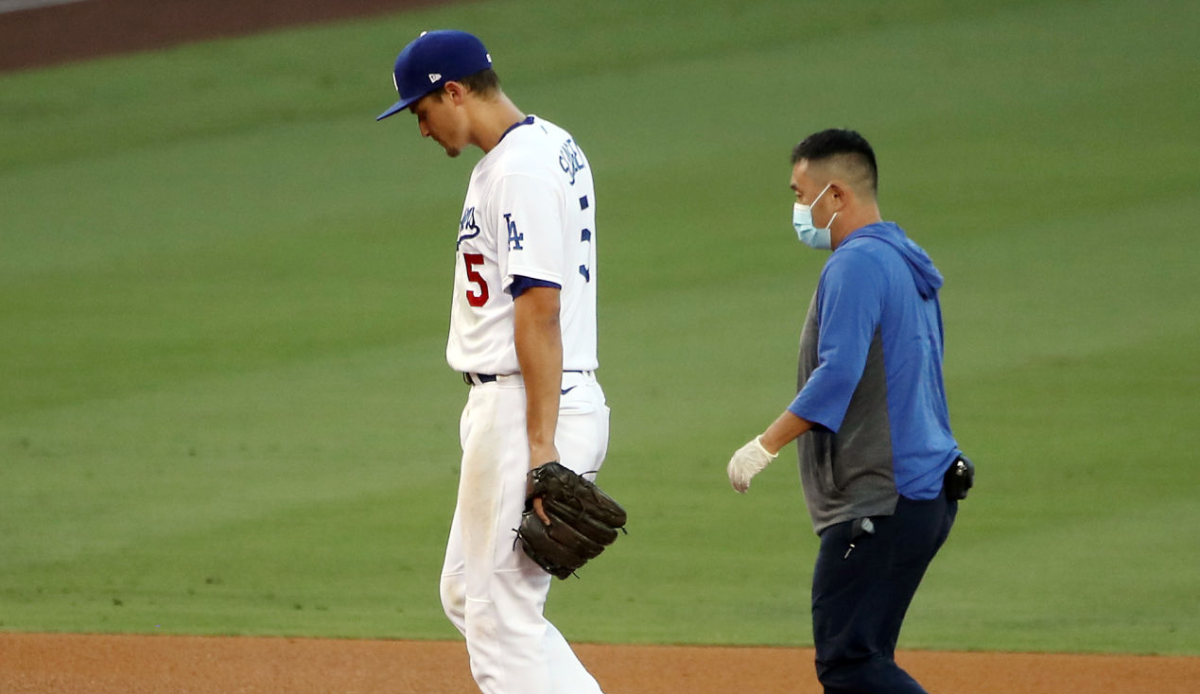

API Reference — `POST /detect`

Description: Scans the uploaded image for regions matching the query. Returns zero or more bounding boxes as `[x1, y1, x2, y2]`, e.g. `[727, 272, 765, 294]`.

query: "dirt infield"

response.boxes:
[2, 633, 1198, 693]
[0, 0, 451, 73]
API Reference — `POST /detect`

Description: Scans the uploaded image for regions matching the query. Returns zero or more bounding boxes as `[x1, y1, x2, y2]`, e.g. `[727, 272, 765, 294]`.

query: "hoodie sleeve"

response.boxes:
[788, 248, 888, 432]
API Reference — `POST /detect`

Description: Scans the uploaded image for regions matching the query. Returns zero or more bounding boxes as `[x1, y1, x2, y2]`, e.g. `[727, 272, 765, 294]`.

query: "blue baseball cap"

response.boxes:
[376, 30, 493, 121]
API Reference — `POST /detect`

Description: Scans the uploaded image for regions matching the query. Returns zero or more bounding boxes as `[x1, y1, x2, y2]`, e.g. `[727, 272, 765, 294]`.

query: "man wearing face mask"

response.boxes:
[725, 128, 973, 694]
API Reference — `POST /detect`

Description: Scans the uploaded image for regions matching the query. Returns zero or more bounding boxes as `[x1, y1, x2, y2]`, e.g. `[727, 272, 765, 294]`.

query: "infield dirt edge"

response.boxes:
[2, 632, 1199, 693]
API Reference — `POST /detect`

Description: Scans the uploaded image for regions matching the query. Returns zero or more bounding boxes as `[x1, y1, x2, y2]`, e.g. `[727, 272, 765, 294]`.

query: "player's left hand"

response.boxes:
[727, 436, 778, 493]
[516, 461, 628, 579]
[527, 450, 560, 525]
[532, 497, 550, 525]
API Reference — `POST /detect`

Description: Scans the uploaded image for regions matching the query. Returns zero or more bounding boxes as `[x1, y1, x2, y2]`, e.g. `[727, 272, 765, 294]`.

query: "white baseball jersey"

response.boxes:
[446, 115, 598, 375]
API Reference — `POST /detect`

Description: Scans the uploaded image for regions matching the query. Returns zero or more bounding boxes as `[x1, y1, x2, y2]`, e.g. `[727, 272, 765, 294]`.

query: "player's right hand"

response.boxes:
[727, 436, 778, 493]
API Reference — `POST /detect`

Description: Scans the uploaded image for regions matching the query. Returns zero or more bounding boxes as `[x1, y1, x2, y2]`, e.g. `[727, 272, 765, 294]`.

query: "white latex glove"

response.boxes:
[727, 435, 778, 493]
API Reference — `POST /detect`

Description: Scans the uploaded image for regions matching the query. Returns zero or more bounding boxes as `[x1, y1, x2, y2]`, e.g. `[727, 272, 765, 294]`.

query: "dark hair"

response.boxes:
[459, 68, 501, 95]
[430, 68, 501, 100]
[791, 129, 878, 195]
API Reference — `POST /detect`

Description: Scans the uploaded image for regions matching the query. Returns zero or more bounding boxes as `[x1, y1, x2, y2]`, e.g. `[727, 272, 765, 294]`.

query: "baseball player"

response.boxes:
[377, 30, 610, 694]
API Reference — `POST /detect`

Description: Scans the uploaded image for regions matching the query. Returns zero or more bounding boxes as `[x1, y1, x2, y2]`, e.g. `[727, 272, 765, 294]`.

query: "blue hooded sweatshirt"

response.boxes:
[788, 221, 960, 532]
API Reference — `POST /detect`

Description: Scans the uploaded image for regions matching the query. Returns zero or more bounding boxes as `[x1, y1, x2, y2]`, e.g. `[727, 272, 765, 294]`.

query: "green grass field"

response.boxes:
[2, 0, 1198, 655]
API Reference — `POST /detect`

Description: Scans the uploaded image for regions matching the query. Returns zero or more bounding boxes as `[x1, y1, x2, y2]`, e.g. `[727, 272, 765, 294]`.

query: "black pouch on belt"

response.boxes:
[943, 455, 975, 501]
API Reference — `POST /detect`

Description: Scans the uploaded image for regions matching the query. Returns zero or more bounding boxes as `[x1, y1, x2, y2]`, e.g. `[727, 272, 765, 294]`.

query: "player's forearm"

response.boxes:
[513, 287, 563, 467]
[759, 410, 814, 455]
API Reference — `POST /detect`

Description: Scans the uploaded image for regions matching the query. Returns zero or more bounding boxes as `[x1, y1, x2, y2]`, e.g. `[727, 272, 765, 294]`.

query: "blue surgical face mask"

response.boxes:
[792, 183, 837, 250]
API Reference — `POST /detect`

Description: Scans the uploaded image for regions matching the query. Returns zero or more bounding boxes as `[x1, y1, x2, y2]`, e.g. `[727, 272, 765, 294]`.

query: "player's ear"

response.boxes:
[444, 81, 466, 104]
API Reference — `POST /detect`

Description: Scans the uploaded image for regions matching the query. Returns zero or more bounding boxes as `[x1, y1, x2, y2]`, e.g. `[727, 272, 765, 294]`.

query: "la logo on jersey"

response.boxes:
[504, 213, 524, 250]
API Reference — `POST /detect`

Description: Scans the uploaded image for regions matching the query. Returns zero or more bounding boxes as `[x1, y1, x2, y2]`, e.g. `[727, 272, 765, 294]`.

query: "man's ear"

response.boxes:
[443, 81, 467, 104]
[828, 181, 851, 210]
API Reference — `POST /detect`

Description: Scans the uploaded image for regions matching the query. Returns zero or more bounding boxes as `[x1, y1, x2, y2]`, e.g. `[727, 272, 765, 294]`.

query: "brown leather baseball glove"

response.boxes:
[515, 462, 627, 579]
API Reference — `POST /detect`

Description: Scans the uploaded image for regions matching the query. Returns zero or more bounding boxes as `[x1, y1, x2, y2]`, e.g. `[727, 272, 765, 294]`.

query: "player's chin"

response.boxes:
[444, 146, 462, 158]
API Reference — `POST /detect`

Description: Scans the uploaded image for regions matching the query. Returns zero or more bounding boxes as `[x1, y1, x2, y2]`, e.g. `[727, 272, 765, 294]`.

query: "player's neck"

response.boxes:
[471, 93, 526, 154]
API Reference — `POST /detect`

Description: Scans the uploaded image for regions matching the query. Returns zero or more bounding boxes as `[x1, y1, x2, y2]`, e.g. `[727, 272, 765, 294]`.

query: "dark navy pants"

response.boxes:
[811, 495, 957, 694]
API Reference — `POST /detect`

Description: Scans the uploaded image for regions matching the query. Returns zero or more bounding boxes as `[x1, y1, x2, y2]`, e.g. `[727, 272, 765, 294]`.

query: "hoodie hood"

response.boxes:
[849, 222, 943, 299]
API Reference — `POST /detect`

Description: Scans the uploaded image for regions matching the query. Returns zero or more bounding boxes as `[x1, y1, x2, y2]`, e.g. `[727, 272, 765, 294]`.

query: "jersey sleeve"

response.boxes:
[491, 172, 565, 295]
[788, 249, 888, 432]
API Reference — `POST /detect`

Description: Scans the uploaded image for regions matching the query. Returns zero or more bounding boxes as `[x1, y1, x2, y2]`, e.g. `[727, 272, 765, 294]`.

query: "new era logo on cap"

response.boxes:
[376, 30, 494, 121]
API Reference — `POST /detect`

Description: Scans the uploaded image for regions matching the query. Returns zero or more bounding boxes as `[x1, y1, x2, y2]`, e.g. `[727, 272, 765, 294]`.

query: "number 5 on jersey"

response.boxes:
[463, 253, 489, 307]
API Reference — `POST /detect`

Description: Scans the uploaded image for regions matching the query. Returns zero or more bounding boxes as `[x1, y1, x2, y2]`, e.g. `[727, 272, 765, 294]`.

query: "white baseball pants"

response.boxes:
[440, 371, 610, 694]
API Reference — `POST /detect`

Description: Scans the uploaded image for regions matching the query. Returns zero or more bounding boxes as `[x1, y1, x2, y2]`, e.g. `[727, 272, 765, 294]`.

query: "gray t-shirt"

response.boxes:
[795, 291, 900, 534]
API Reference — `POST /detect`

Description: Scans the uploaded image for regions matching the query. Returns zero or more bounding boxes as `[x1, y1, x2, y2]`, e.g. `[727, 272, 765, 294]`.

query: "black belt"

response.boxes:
[462, 372, 499, 385]
[463, 370, 591, 386]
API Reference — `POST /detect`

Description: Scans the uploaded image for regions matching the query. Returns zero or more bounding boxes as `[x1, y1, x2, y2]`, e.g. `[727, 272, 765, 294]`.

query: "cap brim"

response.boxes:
[376, 95, 420, 121]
